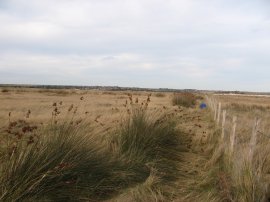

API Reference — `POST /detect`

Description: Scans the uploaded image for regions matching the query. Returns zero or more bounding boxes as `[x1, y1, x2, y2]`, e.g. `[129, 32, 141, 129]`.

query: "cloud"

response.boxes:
[0, 0, 270, 91]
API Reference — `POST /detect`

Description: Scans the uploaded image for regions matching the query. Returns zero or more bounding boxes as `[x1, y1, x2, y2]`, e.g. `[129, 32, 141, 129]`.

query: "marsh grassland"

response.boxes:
[1, 88, 270, 202]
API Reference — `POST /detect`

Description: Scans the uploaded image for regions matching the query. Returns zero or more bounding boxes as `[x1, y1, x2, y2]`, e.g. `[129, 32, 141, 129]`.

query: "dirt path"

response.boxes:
[174, 107, 219, 201]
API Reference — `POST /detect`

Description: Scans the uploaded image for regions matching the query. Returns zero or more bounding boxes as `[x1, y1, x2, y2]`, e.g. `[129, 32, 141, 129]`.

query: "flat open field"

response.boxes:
[1, 88, 270, 201]
[0, 89, 170, 127]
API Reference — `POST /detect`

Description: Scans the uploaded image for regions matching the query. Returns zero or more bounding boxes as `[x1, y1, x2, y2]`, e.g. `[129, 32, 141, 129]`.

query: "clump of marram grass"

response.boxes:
[112, 104, 185, 200]
[172, 92, 197, 108]
[0, 96, 185, 201]
[0, 120, 124, 201]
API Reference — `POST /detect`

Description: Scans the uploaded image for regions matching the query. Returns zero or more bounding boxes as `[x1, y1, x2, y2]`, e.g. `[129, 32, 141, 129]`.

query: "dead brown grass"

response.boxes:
[208, 94, 270, 201]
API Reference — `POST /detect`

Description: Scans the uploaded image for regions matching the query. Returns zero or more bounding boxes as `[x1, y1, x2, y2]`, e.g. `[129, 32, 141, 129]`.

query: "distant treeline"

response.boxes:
[0, 84, 269, 95]
[0, 84, 199, 93]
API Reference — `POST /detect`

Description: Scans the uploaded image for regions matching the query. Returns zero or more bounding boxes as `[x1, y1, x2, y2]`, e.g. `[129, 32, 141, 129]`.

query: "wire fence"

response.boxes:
[205, 95, 264, 162]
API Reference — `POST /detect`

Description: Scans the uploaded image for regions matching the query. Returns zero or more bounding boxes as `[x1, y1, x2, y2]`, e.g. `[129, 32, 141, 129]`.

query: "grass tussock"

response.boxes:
[110, 102, 185, 200]
[155, 93, 166, 97]
[1, 88, 9, 93]
[0, 121, 126, 201]
[117, 107, 184, 180]
[0, 97, 184, 201]
[172, 93, 197, 108]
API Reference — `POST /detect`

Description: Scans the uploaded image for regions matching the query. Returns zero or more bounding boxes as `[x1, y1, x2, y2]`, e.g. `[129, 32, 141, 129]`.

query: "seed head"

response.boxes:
[68, 104, 74, 112]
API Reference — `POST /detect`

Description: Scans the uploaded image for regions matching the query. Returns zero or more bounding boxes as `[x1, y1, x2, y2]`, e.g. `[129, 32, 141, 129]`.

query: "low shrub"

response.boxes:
[155, 92, 166, 97]
[1, 88, 9, 93]
[172, 93, 197, 108]
[196, 95, 204, 100]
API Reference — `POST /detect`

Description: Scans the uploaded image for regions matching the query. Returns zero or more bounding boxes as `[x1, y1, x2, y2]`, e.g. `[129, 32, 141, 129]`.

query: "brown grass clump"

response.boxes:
[172, 93, 197, 108]
[1, 88, 9, 93]
[102, 91, 117, 95]
[155, 92, 166, 97]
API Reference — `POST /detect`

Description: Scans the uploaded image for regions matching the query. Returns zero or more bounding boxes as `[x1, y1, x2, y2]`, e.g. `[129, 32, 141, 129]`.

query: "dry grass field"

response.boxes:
[1, 88, 270, 201]
[206, 94, 270, 202]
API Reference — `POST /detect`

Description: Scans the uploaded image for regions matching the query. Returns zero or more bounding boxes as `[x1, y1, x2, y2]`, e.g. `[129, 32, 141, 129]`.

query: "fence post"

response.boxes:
[221, 110, 227, 141]
[210, 98, 214, 111]
[208, 97, 211, 110]
[230, 116, 237, 155]
[206, 96, 211, 110]
[217, 102, 221, 125]
[214, 101, 218, 121]
[249, 118, 260, 162]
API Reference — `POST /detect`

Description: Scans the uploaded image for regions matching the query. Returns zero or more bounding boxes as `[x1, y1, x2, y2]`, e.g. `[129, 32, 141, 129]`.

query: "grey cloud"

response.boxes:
[0, 0, 270, 91]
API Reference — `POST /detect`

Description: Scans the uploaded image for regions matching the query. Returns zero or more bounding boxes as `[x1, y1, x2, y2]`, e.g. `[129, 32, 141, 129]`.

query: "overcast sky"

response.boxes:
[0, 0, 269, 91]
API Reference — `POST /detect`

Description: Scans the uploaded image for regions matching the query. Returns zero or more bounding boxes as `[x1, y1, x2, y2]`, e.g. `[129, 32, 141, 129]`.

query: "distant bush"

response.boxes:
[102, 91, 117, 95]
[155, 92, 166, 97]
[38, 89, 72, 96]
[1, 88, 9, 93]
[196, 95, 204, 100]
[172, 93, 197, 108]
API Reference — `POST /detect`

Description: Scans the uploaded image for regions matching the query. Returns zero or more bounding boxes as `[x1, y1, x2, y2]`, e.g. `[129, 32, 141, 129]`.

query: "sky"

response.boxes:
[0, 0, 270, 91]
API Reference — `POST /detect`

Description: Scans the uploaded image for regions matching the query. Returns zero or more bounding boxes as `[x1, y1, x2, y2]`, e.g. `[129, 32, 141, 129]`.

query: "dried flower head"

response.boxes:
[68, 104, 74, 112]
[26, 109, 31, 118]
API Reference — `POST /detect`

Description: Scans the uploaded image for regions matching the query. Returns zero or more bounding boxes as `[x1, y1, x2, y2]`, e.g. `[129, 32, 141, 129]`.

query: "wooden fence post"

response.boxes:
[230, 116, 237, 155]
[249, 118, 260, 162]
[221, 110, 227, 141]
[214, 101, 218, 121]
[217, 102, 221, 125]
[208, 97, 212, 110]
[206, 96, 211, 110]
[210, 98, 214, 111]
